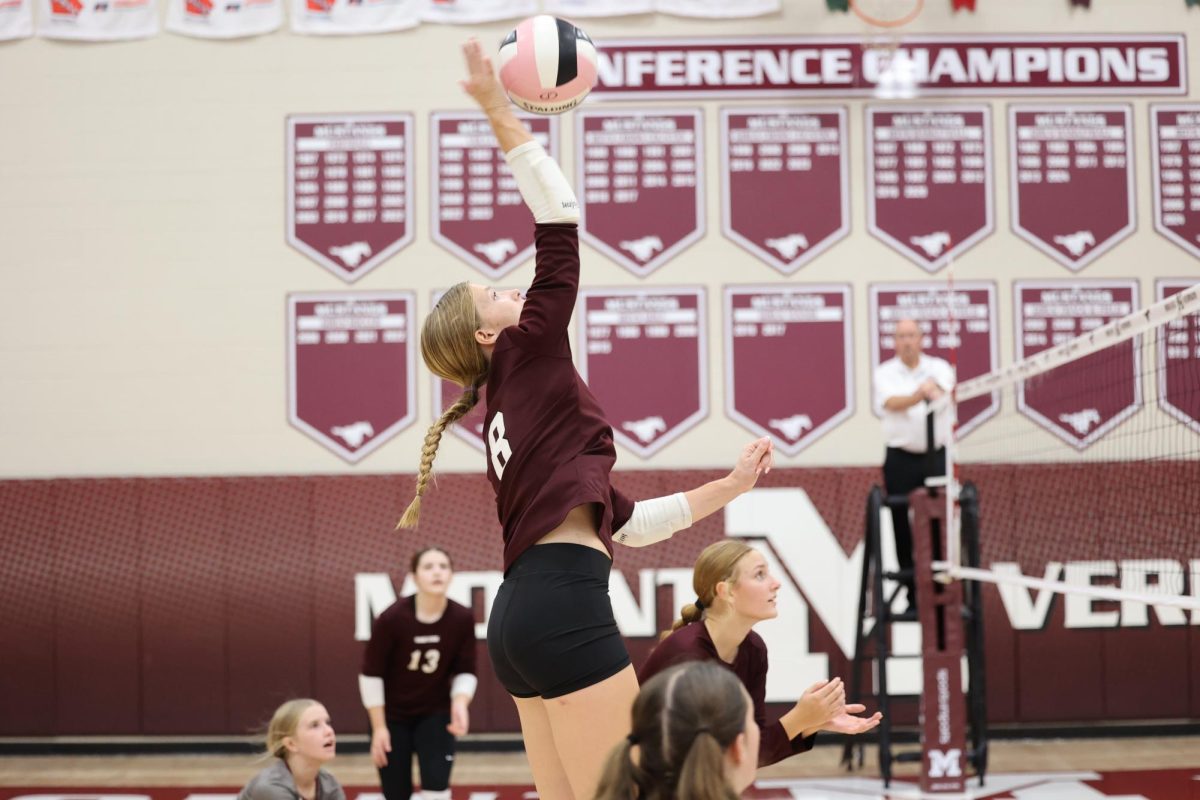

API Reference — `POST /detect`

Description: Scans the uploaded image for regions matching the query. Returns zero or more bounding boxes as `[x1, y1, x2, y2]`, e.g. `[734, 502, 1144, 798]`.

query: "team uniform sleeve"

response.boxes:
[361, 611, 393, 678]
[505, 223, 580, 354]
[751, 644, 815, 767]
[609, 484, 636, 537]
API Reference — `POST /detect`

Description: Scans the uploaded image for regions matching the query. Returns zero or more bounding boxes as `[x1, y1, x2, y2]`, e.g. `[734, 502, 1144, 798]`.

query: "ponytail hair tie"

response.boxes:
[626, 733, 639, 745]
[694, 598, 705, 611]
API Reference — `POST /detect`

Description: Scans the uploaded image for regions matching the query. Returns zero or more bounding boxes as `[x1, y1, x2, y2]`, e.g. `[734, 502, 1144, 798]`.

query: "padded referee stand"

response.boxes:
[843, 481, 988, 788]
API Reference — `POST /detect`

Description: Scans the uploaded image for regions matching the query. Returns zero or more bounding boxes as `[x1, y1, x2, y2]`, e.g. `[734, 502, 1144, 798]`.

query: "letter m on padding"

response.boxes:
[928, 749, 962, 778]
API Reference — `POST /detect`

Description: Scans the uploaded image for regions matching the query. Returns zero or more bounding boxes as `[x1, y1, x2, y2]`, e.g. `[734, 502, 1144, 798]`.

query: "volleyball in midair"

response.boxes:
[498, 15, 598, 115]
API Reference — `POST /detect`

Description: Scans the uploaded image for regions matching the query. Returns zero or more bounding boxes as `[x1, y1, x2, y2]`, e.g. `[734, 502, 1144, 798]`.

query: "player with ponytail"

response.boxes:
[594, 661, 758, 800]
[397, 39, 775, 800]
[641, 540, 883, 768]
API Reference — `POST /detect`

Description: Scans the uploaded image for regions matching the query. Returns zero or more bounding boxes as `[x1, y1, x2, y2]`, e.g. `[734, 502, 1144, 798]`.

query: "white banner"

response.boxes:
[0, 0, 33, 39]
[421, 0, 534, 23]
[542, 0, 652, 16]
[290, 0, 420, 34]
[166, 0, 280, 38]
[38, 0, 158, 40]
[655, 0, 778, 17]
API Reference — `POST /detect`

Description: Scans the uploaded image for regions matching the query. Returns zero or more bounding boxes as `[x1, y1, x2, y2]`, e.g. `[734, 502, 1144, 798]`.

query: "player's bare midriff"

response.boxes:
[534, 502, 609, 557]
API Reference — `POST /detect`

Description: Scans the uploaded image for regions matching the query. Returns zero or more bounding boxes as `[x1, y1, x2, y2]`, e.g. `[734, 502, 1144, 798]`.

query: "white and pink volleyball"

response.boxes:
[498, 15, 598, 115]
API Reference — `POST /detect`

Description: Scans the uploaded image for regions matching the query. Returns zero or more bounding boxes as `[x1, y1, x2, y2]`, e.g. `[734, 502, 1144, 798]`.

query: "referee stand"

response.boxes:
[842, 417, 988, 789]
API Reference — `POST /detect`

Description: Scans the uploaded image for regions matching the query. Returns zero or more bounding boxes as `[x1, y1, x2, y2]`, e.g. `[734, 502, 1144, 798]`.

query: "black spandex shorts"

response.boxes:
[486, 543, 631, 699]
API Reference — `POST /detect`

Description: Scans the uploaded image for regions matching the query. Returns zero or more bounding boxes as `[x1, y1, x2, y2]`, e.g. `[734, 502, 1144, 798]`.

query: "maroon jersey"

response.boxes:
[361, 596, 476, 719]
[638, 620, 816, 767]
[484, 223, 635, 572]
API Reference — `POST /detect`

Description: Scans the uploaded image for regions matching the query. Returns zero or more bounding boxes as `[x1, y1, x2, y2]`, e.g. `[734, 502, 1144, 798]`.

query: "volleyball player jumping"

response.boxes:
[398, 39, 775, 800]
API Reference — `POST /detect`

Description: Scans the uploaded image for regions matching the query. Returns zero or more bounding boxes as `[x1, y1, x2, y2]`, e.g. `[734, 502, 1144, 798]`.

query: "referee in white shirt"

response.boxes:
[873, 318, 955, 611]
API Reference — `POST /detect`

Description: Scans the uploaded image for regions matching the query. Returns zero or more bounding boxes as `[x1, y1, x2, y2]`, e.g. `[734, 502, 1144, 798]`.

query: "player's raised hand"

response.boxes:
[727, 436, 774, 493]
[459, 38, 509, 113]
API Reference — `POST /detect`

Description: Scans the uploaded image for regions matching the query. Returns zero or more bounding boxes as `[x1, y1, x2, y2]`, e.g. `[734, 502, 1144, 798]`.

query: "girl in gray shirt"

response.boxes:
[239, 699, 346, 800]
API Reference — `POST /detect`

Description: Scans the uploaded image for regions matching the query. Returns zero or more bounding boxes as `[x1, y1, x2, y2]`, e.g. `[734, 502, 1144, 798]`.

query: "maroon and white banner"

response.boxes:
[421, 0, 534, 23]
[577, 288, 707, 458]
[591, 35, 1186, 99]
[869, 282, 998, 437]
[725, 285, 853, 455]
[720, 107, 849, 275]
[1151, 105, 1200, 261]
[431, 113, 556, 278]
[1157, 279, 1200, 436]
[1014, 280, 1140, 450]
[166, 0, 279, 37]
[38, 0, 157, 40]
[577, 109, 705, 277]
[866, 106, 993, 272]
[1009, 105, 1135, 272]
[287, 292, 416, 463]
[542, 0, 652, 16]
[289, 0, 419, 35]
[0, 0, 32, 39]
[287, 115, 414, 283]
[655, 0, 779, 16]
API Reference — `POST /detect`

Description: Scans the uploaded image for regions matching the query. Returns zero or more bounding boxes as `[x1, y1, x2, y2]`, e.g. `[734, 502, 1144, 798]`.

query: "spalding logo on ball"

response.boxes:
[498, 15, 598, 115]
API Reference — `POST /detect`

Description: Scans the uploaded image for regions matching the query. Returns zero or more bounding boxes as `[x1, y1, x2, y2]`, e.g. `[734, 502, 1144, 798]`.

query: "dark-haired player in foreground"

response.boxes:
[396, 39, 775, 800]
[359, 547, 476, 800]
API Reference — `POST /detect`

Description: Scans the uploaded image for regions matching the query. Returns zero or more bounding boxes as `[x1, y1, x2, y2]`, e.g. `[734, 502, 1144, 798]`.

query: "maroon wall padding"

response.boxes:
[1, 464, 1196, 736]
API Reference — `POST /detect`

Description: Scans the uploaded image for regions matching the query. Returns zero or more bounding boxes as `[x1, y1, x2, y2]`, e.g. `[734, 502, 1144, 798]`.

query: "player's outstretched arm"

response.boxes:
[613, 437, 774, 549]
[460, 38, 532, 154]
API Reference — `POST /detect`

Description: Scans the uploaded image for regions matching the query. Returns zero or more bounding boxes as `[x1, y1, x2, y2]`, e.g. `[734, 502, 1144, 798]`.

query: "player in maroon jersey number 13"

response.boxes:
[394, 39, 775, 800]
[358, 548, 476, 800]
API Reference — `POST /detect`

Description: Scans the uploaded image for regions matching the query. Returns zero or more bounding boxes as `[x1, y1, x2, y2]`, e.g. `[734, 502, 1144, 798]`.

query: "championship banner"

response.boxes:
[590, 34, 1186, 99]
[1150, 105, 1200, 260]
[431, 112, 557, 278]
[38, 0, 157, 40]
[542, 0, 652, 15]
[866, 106, 994, 272]
[655, 0, 779, 16]
[576, 108, 705, 277]
[0, 0, 32, 40]
[421, 0, 534, 22]
[1009, 105, 1135, 272]
[287, 292, 416, 463]
[289, 0, 419, 35]
[577, 288, 707, 458]
[1157, 279, 1200, 436]
[724, 285, 854, 455]
[869, 282, 998, 437]
[720, 107, 849, 275]
[287, 114, 414, 282]
[166, 0, 280, 37]
[1014, 280, 1140, 450]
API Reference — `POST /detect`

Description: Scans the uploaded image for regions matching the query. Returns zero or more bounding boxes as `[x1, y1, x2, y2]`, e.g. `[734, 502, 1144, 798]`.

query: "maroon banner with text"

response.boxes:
[431, 113, 557, 278]
[576, 108, 705, 277]
[287, 292, 416, 462]
[720, 107, 849, 274]
[577, 288, 707, 458]
[1013, 280, 1140, 449]
[866, 106, 994, 272]
[724, 285, 854, 454]
[1150, 105, 1200, 261]
[1009, 105, 1135, 272]
[287, 114, 414, 282]
[1157, 279, 1200, 436]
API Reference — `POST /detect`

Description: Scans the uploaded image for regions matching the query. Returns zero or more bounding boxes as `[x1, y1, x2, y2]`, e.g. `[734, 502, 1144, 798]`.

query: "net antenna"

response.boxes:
[941, 283, 1200, 612]
[851, 0, 924, 99]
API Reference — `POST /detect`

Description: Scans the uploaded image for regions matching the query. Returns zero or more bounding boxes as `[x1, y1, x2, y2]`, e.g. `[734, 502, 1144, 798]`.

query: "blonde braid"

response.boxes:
[397, 385, 480, 529]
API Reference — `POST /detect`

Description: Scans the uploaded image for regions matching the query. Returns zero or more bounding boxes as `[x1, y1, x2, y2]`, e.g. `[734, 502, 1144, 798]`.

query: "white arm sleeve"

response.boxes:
[505, 140, 580, 224]
[613, 492, 693, 548]
[359, 674, 385, 709]
[450, 673, 478, 701]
